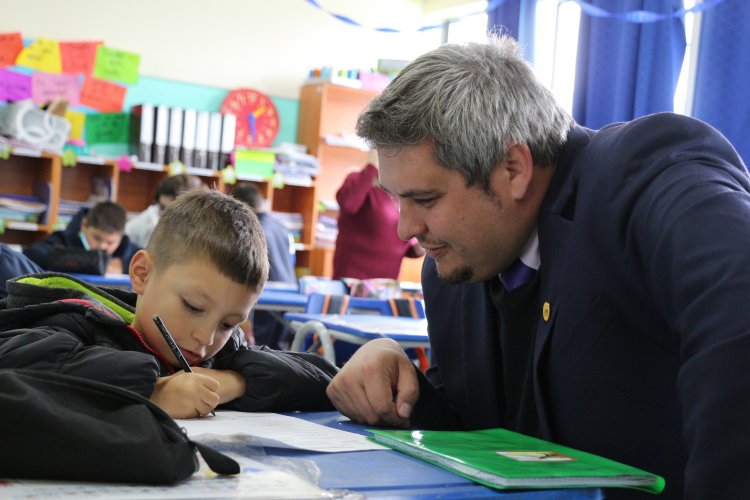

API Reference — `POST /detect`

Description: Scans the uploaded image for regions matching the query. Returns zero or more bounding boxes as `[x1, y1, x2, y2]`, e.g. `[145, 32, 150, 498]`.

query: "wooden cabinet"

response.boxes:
[0, 148, 323, 279]
[224, 176, 318, 274]
[0, 151, 60, 246]
[297, 83, 377, 202]
[0, 153, 224, 245]
[296, 83, 378, 276]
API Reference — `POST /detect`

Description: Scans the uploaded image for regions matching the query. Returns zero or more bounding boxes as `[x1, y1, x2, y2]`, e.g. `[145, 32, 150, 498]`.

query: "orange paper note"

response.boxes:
[60, 41, 102, 74]
[79, 76, 126, 113]
[0, 32, 23, 67]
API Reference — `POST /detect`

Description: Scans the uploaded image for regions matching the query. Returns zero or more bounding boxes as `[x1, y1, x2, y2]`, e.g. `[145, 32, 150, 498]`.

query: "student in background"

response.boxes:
[332, 150, 424, 280]
[125, 173, 204, 248]
[232, 183, 295, 348]
[232, 183, 296, 283]
[0, 190, 337, 418]
[326, 35, 750, 498]
[24, 200, 138, 275]
[0, 243, 42, 298]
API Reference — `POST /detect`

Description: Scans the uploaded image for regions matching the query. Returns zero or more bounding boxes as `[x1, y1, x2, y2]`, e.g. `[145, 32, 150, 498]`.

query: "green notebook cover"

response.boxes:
[369, 428, 665, 494]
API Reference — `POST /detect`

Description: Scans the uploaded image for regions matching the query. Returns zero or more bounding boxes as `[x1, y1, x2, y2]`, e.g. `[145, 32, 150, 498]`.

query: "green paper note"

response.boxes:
[85, 113, 131, 145]
[93, 45, 140, 85]
[369, 428, 665, 494]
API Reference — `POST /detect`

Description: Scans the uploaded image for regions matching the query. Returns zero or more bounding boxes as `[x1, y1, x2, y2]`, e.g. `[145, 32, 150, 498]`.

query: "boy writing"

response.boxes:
[0, 190, 337, 417]
[24, 200, 139, 275]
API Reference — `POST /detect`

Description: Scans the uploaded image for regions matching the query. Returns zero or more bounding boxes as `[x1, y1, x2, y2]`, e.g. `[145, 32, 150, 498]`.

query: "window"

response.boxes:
[531, 0, 699, 116]
[674, 0, 700, 115]
[533, 0, 581, 114]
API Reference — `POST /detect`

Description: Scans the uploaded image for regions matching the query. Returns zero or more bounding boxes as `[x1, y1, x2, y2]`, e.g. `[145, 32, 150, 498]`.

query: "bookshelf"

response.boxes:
[297, 83, 376, 202]
[0, 151, 322, 278]
[296, 83, 378, 276]
[0, 151, 60, 246]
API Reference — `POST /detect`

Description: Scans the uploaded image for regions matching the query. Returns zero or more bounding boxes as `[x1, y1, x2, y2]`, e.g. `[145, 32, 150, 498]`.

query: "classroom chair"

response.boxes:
[297, 276, 347, 295]
[296, 293, 429, 370]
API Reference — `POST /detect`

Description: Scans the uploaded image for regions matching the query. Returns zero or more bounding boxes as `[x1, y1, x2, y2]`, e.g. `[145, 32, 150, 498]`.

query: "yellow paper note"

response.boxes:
[16, 38, 62, 73]
[65, 110, 86, 142]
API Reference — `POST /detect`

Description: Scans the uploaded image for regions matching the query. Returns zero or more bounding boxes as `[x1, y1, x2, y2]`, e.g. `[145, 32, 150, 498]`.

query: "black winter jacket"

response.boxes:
[0, 273, 337, 412]
[23, 207, 140, 274]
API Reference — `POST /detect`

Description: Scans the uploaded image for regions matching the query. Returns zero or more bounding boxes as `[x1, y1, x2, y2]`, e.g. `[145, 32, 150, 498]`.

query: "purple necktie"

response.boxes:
[500, 259, 536, 291]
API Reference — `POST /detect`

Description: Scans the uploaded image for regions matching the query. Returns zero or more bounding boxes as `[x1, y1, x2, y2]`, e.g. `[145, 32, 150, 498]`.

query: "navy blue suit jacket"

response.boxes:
[411, 113, 750, 499]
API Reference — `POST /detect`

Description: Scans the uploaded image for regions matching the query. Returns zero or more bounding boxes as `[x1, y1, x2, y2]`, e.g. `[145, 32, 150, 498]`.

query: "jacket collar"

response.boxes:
[6, 272, 136, 324]
[532, 124, 594, 437]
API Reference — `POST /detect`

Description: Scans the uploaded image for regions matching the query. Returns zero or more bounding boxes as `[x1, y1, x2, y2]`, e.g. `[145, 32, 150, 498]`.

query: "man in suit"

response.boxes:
[325, 35, 750, 499]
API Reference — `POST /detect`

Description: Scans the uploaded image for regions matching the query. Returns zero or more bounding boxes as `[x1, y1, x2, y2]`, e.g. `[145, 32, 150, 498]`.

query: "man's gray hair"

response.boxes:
[356, 34, 573, 190]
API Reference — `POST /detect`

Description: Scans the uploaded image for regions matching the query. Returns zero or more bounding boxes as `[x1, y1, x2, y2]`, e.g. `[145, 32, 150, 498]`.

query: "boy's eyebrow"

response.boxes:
[194, 293, 247, 323]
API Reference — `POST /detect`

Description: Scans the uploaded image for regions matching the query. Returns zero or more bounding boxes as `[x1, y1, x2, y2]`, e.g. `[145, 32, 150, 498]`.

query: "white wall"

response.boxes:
[1, 0, 444, 98]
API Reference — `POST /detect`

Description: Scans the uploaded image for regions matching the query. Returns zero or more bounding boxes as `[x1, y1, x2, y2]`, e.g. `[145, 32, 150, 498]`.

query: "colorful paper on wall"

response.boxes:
[0, 32, 23, 67]
[93, 45, 140, 85]
[79, 76, 126, 113]
[32, 72, 80, 106]
[65, 110, 86, 143]
[0, 69, 32, 101]
[16, 38, 62, 73]
[85, 113, 131, 145]
[60, 41, 102, 74]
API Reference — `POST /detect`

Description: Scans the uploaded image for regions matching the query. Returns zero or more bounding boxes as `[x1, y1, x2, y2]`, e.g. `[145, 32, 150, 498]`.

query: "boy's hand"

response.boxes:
[107, 257, 123, 274]
[150, 371, 220, 418]
[192, 367, 246, 404]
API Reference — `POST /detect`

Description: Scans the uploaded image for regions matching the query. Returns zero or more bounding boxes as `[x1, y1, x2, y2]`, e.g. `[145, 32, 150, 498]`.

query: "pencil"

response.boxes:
[153, 314, 192, 372]
[152, 314, 215, 416]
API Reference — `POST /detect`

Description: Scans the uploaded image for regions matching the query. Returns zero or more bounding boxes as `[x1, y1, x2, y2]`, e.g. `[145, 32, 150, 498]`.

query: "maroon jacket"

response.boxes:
[333, 163, 419, 279]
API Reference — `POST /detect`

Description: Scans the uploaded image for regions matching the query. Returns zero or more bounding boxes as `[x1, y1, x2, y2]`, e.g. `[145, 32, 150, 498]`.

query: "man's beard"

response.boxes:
[438, 266, 473, 284]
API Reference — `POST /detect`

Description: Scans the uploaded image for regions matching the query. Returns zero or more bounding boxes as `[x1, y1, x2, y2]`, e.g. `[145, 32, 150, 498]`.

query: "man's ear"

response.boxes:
[129, 249, 153, 294]
[503, 143, 535, 200]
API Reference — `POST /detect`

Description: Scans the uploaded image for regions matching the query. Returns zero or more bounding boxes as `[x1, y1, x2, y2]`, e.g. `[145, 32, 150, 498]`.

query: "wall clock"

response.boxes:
[221, 88, 280, 148]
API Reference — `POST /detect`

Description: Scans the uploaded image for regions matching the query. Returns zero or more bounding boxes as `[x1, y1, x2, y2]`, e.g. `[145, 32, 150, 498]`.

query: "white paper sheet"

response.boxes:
[0, 456, 332, 499]
[175, 411, 386, 453]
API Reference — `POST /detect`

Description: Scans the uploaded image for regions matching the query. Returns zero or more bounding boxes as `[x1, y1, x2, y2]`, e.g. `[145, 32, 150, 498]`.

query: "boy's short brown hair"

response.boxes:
[85, 201, 127, 233]
[147, 190, 269, 292]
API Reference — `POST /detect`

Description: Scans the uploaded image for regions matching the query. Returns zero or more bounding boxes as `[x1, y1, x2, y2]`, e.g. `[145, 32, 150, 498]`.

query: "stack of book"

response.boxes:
[274, 151, 319, 185]
[0, 194, 48, 224]
[270, 211, 303, 244]
[234, 148, 275, 179]
[315, 214, 338, 249]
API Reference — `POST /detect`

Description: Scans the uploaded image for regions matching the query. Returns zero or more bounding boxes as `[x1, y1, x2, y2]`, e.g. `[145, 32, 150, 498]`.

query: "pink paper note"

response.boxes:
[32, 72, 80, 106]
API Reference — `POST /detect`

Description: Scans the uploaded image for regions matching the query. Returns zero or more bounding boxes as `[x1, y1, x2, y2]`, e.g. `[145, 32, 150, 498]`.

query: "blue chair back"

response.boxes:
[304, 293, 425, 318]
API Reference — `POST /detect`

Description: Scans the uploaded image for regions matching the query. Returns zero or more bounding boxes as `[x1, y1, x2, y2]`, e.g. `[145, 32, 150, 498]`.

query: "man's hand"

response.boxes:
[326, 338, 419, 428]
[150, 371, 220, 418]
